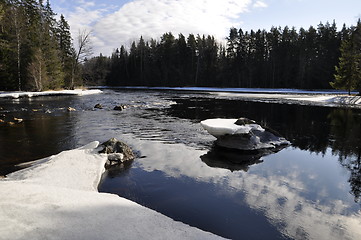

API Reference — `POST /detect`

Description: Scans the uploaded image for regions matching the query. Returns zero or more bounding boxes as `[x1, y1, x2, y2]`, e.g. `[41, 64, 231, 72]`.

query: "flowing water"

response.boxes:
[1, 89, 361, 239]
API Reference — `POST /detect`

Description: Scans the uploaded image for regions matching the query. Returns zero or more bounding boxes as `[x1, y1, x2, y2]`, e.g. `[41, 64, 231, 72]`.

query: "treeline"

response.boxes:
[0, 0, 81, 91]
[84, 21, 359, 89]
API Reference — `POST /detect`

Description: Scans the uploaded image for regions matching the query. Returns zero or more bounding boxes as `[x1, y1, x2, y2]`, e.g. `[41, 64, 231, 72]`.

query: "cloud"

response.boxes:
[86, 0, 253, 55]
[253, 1, 268, 8]
[56, 0, 256, 55]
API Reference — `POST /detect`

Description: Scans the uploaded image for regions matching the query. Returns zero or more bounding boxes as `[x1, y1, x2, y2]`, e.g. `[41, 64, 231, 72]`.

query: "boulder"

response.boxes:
[99, 138, 135, 165]
[113, 105, 126, 111]
[94, 104, 103, 109]
[201, 118, 290, 151]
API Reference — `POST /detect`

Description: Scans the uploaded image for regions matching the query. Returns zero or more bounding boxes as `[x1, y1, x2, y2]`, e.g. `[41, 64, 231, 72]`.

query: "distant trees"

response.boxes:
[0, 0, 82, 91]
[84, 21, 360, 90]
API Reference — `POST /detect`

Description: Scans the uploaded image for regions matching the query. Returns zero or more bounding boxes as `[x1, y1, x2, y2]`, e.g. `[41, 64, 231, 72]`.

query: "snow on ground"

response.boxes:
[287, 95, 361, 105]
[111, 86, 357, 95]
[0, 142, 223, 240]
[0, 89, 102, 98]
[200, 118, 261, 137]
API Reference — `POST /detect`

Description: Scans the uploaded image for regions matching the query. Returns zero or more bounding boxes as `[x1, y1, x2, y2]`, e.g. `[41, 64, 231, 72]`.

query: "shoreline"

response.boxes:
[0, 89, 103, 99]
[0, 142, 223, 239]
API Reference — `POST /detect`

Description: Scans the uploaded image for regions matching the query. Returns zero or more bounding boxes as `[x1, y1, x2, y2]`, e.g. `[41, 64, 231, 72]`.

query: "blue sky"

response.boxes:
[50, 0, 361, 56]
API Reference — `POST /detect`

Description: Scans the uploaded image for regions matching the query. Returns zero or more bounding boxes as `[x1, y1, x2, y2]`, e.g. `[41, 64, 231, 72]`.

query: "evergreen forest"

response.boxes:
[1, 0, 361, 92]
[84, 21, 361, 92]
[0, 0, 83, 91]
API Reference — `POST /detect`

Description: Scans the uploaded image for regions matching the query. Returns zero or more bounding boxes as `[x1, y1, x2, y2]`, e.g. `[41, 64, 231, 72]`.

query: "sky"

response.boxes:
[50, 0, 361, 56]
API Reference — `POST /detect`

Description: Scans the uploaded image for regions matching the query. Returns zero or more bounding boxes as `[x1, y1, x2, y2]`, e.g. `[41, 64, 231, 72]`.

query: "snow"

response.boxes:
[287, 95, 361, 105]
[200, 118, 263, 138]
[0, 89, 102, 98]
[91, 86, 361, 107]
[200, 118, 290, 150]
[0, 142, 223, 240]
[104, 86, 357, 95]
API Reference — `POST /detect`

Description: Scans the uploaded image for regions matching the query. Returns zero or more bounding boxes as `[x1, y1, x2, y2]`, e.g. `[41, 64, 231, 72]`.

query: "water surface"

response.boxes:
[1, 89, 360, 239]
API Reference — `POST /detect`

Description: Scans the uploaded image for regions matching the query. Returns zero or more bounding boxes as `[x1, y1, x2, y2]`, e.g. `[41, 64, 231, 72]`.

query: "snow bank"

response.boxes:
[0, 89, 102, 99]
[287, 95, 361, 105]
[0, 142, 222, 240]
[109, 86, 356, 95]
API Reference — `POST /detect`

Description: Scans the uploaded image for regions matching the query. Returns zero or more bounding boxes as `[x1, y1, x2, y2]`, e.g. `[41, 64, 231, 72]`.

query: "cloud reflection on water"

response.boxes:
[132, 138, 361, 240]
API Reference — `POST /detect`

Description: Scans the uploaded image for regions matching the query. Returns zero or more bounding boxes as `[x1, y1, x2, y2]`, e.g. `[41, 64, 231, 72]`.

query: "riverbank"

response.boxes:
[0, 142, 223, 240]
[0, 89, 102, 99]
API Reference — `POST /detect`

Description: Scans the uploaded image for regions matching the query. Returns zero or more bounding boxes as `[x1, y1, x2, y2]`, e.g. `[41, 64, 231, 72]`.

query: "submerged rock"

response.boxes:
[99, 138, 135, 166]
[201, 118, 290, 151]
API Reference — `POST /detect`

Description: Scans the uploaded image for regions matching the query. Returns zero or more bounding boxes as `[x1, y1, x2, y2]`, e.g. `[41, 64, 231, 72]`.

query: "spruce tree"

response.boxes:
[331, 22, 361, 95]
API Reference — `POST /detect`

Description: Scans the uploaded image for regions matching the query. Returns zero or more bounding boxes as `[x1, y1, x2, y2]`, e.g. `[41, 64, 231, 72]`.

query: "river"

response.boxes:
[1, 89, 360, 239]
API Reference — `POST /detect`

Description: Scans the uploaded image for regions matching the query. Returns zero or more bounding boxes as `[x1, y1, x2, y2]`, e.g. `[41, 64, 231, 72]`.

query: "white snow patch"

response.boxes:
[0, 89, 102, 98]
[200, 118, 264, 138]
[287, 95, 361, 105]
[0, 142, 223, 240]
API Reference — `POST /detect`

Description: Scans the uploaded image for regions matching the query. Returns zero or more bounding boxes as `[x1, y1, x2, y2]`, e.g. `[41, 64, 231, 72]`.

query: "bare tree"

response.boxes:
[27, 48, 47, 91]
[70, 29, 93, 89]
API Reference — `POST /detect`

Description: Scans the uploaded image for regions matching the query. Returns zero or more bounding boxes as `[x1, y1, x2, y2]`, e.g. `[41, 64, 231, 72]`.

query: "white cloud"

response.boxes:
[80, 0, 253, 55]
[253, 1, 268, 8]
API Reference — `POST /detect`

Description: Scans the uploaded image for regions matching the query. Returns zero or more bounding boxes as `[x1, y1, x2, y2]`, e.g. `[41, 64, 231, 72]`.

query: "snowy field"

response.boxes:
[0, 142, 222, 240]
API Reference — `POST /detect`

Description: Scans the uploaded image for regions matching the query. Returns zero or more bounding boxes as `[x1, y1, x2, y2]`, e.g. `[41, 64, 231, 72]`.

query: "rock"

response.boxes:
[67, 107, 76, 112]
[234, 117, 256, 126]
[201, 118, 290, 151]
[94, 104, 103, 109]
[13, 117, 23, 123]
[113, 105, 125, 111]
[99, 138, 135, 165]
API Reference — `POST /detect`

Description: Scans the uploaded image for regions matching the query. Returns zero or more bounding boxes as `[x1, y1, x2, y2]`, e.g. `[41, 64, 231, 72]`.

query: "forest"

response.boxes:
[1, 1, 361, 92]
[84, 21, 361, 91]
[0, 0, 88, 91]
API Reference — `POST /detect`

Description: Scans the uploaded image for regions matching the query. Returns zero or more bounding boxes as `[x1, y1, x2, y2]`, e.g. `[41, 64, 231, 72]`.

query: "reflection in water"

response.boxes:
[106, 138, 361, 240]
[328, 109, 361, 203]
[2, 90, 361, 239]
[166, 96, 361, 203]
[0, 114, 76, 176]
[103, 160, 134, 178]
[200, 145, 287, 172]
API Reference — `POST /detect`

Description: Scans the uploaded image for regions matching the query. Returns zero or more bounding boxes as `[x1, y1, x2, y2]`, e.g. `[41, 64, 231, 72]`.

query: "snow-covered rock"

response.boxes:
[0, 142, 223, 240]
[201, 118, 290, 150]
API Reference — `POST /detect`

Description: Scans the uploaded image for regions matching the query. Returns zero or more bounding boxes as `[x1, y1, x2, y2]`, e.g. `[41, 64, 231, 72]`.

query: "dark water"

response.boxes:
[1, 89, 361, 239]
